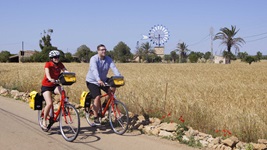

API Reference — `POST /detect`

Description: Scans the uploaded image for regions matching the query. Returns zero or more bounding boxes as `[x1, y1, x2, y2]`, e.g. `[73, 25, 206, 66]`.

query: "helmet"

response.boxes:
[49, 50, 60, 58]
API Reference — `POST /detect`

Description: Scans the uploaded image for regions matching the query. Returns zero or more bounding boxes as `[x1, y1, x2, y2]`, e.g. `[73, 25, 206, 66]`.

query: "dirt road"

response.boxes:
[0, 96, 197, 150]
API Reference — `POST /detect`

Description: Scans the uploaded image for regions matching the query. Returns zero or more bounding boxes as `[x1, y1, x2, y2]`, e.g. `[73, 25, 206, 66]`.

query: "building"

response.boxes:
[154, 46, 164, 58]
[9, 50, 36, 62]
[214, 55, 226, 64]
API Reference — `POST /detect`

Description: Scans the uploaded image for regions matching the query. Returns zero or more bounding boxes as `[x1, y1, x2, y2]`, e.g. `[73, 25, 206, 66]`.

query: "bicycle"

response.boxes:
[83, 76, 129, 135]
[38, 72, 80, 142]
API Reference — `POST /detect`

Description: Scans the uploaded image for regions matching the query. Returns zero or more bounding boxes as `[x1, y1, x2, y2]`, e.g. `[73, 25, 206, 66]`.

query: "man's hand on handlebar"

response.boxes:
[98, 80, 105, 86]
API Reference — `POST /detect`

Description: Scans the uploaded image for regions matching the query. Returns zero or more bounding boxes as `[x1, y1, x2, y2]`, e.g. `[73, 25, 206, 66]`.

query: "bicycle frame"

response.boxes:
[44, 86, 72, 128]
[99, 91, 121, 119]
[99, 92, 112, 117]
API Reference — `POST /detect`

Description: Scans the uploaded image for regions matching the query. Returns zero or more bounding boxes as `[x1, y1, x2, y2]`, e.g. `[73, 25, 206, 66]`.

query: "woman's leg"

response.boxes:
[42, 91, 53, 128]
[54, 86, 62, 98]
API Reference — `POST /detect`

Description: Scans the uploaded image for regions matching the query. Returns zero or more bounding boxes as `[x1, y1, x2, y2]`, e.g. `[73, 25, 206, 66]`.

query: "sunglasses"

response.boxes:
[98, 49, 106, 51]
[53, 56, 60, 59]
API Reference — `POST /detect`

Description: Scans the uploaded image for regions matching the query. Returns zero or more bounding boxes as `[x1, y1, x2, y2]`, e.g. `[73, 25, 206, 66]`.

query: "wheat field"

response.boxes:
[0, 61, 267, 142]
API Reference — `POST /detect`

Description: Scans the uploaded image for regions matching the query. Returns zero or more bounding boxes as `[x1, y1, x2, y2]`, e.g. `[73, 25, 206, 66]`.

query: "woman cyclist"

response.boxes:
[40, 50, 68, 129]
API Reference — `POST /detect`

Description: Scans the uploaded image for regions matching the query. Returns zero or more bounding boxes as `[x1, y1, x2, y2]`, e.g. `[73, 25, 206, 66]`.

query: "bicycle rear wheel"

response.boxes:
[59, 103, 80, 142]
[38, 109, 45, 130]
[85, 107, 95, 126]
[37, 101, 50, 131]
[108, 100, 129, 135]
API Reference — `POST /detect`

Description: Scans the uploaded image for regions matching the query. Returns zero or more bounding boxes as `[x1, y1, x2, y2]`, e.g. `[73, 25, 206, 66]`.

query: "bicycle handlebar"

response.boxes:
[104, 82, 111, 87]
[55, 80, 60, 84]
[48, 79, 61, 85]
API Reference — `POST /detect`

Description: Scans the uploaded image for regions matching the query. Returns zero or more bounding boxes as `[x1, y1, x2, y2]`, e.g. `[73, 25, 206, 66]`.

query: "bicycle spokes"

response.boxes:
[108, 100, 129, 135]
[59, 104, 80, 142]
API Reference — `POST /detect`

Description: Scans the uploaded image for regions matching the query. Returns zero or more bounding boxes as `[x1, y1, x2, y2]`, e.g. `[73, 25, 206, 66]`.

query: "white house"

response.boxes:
[214, 55, 226, 64]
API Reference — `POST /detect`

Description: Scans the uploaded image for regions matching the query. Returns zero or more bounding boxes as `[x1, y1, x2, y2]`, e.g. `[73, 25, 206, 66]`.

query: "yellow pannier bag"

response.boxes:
[58, 72, 76, 85]
[109, 76, 125, 87]
[29, 91, 43, 110]
[80, 91, 92, 107]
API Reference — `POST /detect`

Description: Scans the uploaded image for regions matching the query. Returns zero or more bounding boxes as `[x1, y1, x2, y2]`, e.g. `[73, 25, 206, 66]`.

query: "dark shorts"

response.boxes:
[41, 85, 59, 94]
[86, 82, 109, 99]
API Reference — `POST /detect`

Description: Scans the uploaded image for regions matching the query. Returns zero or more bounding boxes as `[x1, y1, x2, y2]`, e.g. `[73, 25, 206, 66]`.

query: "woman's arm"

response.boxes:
[62, 68, 69, 72]
[45, 68, 53, 82]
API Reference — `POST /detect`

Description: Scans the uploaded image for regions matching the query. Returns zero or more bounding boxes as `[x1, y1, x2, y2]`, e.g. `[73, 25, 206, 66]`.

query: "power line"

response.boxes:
[0, 42, 21, 46]
[188, 34, 210, 46]
[243, 32, 267, 38]
[246, 36, 267, 42]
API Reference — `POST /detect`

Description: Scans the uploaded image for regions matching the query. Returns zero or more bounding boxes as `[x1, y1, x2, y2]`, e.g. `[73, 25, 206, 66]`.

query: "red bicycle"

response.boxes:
[38, 72, 80, 142]
[83, 76, 129, 135]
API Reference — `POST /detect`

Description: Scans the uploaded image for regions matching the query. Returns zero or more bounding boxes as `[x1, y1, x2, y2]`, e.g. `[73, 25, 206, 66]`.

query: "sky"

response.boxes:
[0, 0, 267, 55]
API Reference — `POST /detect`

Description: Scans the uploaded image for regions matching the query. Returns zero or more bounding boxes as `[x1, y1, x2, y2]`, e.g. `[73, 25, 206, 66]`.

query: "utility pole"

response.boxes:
[19, 41, 24, 63]
[210, 27, 214, 61]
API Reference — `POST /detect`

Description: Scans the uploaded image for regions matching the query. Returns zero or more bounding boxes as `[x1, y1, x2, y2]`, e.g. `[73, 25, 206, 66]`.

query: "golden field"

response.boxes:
[0, 61, 267, 142]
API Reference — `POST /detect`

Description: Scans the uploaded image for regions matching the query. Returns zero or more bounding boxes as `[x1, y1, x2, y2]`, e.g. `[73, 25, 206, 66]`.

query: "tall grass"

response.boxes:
[0, 61, 267, 142]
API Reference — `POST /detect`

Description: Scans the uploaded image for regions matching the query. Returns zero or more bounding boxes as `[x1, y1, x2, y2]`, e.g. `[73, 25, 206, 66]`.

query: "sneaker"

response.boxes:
[41, 120, 48, 130]
[93, 117, 101, 126]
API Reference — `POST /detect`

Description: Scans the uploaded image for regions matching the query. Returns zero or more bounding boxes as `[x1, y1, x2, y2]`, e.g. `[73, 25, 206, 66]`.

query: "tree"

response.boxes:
[140, 42, 155, 62]
[176, 42, 189, 63]
[213, 25, 245, 64]
[106, 50, 115, 60]
[223, 51, 236, 61]
[164, 54, 171, 63]
[0, 51, 11, 62]
[256, 51, 262, 62]
[154, 56, 162, 62]
[170, 51, 178, 63]
[135, 42, 143, 63]
[64, 52, 73, 62]
[188, 51, 204, 63]
[113, 41, 132, 63]
[237, 52, 248, 61]
[39, 29, 57, 52]
[135, 47, 144, 63]
[204, 51, 211, 60]
[245, 56, 255, 65]
[74, 45, 92, 63]
[31, 29, 59, 62]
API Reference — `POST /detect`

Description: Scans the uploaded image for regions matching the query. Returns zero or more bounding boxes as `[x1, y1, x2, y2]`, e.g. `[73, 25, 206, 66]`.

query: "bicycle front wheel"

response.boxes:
[108, 100, 129, 135]
[59, 103, 80, 142]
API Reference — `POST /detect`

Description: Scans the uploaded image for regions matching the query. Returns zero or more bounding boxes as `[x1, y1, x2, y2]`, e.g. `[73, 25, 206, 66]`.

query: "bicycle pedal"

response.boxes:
[49, 118, 55, 124]
[47, 123, 53, 130]
[98, 113, 104, 118]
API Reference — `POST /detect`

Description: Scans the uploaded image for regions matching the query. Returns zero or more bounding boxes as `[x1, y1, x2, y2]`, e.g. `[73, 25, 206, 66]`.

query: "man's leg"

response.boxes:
[87, 82, 102, 125]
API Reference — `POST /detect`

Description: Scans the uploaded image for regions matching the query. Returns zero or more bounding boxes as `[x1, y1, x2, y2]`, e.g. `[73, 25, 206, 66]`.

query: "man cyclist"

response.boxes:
[86, 44, 121, 126]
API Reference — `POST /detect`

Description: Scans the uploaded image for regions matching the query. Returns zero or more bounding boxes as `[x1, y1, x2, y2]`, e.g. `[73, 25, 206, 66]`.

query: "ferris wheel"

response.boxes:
[148, 25, 170, 47]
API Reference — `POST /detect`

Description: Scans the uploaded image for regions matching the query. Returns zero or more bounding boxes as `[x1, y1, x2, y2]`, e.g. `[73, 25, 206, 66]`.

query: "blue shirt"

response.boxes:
[86, 54, 121, 85]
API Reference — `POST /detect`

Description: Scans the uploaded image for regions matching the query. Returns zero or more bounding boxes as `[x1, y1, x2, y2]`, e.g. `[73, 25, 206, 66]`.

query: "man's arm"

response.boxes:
[110, 61, 121, 76]
[90, 57, 101, 81]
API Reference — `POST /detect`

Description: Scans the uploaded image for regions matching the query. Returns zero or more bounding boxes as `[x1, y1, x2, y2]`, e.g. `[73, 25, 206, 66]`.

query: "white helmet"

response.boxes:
[49, 50, 60, 58]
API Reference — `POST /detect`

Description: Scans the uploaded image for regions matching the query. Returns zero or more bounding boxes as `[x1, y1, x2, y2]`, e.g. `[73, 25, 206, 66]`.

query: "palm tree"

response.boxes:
[140, 42, 155, 62]
[135, 47, 144, 63]
[213, 25, 245, 64]
[256, 51, 262, 62]
[176, 42, 189, 63]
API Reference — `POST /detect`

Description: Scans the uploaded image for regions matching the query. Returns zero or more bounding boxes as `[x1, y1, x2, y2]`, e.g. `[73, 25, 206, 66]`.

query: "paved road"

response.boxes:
[0, 96, 197, 150]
